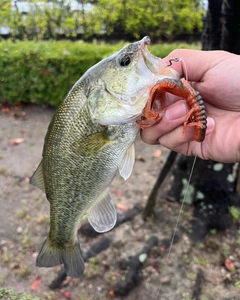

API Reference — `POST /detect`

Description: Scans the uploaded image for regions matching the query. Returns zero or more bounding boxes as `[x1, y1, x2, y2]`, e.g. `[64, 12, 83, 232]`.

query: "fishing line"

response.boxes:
[155, 155, 197, 300]
[155, 59, 196, 299]
[167, 57, 188, 81]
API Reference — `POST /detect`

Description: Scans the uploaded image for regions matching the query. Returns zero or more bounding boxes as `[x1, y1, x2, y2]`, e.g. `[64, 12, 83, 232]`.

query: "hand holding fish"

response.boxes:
[141, 49, 240, 163]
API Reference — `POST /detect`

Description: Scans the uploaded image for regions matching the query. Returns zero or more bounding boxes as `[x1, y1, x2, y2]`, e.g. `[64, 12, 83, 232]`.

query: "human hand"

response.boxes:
[141, 49, 240, 163]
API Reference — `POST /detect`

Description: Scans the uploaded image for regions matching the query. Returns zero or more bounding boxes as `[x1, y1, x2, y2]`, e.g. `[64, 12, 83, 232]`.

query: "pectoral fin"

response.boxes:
[75, 131, 112, 157]
[118, 143, 135, 180]
[30, 160, 45, 192]
[87, 189, 116, 233]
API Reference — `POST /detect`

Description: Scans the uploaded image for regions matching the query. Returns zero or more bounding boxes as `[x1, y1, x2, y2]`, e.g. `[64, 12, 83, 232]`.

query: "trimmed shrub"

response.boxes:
[0, 41, 200, 107]
[0, 288, 40, 300]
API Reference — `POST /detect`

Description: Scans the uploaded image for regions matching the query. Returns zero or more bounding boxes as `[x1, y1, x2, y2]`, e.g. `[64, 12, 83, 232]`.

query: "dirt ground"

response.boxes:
[1, 104, 240, 300]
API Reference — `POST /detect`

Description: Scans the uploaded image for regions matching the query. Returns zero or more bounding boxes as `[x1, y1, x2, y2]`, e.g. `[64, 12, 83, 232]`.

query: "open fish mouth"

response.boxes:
[136, 84, 165, 127]
[139, 36, 163, 75]
[139, 36, 151, 48]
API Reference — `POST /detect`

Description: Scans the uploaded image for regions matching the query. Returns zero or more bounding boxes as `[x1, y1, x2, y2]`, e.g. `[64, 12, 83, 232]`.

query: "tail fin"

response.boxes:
[36, 238, 85, 278]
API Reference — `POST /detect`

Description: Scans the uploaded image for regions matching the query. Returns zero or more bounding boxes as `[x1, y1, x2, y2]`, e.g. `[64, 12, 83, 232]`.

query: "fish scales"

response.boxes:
[30, 36, 180, 277]
[44, 90, 137, 240]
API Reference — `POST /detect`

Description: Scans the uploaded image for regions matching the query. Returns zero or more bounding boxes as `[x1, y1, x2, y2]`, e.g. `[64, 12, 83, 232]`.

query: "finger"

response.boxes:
[158, 125, 194, 154]
[164, 93, 183, 107]
[158, 116, 215, 156]
[163, 49, 226, 82]
[140, 100, 188, 144]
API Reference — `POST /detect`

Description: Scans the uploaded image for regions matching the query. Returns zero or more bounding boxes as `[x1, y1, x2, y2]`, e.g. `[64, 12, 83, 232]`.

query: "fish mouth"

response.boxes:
[139, 36, 162, 75]
[139, 36, 151, 49]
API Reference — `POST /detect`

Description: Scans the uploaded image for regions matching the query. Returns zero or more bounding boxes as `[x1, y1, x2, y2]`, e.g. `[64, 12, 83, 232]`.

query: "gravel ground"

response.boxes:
[1, 104, 240, 300]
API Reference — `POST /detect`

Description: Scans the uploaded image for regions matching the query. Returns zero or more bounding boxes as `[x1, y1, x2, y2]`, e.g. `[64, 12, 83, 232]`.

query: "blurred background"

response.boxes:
[1, 1, 240, 300]
[0, 0, 205, 42]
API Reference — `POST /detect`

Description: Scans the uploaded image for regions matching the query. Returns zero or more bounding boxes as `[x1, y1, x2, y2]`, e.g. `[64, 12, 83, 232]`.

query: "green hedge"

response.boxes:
[0, 288, 40, 300]
[0, 41, 199, 107]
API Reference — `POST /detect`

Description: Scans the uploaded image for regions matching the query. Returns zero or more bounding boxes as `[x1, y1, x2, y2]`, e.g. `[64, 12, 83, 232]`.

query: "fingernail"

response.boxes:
[206, 117, 215, 133]
[165, 101, 187, 120]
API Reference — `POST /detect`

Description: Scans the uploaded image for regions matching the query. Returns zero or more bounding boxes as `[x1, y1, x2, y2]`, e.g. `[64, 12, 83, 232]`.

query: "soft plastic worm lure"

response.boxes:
[137, 59, 207, 142]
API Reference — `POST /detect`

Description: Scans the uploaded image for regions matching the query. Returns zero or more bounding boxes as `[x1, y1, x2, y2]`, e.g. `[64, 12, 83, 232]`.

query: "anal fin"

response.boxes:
[87, 189, 116, 233]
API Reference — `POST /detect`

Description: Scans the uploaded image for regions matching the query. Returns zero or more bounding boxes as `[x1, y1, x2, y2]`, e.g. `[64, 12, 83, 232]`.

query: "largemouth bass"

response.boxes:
[30, 36, 179, 278]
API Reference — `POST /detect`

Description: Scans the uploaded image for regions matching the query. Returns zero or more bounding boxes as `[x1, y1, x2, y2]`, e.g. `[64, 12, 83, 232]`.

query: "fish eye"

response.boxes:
[119, 53, 132, 67]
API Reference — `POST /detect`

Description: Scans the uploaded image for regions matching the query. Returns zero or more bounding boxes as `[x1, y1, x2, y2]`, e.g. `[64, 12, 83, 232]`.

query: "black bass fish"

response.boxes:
[30, 36, 179, 278]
